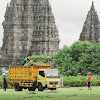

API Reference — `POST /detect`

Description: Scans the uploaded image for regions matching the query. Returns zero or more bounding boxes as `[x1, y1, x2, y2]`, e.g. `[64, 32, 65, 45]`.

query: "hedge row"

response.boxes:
[0, 75, 100, 88]
[63, 75, 100, 87]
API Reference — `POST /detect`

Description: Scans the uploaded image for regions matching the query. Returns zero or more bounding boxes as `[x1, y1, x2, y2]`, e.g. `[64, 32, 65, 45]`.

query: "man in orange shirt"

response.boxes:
[87, 72, 92, 90]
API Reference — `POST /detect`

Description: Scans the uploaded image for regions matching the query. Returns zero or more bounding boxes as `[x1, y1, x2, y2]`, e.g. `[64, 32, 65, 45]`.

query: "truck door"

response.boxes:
[38, 71, 45, 87]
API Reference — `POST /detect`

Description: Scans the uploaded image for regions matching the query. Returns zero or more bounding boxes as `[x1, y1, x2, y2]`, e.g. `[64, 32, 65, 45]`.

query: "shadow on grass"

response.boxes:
[63, 94, 78, 97]
[46, 90, 59, 93]
[24, 96, 53, 98]
[28, 91, 37, 94]
[78, 89, 84, 90]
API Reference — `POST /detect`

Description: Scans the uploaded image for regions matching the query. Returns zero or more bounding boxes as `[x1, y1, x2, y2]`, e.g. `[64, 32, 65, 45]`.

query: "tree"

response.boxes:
[78, 43, 100, 75]
[70, 41, 93, 62]
[53, 41, 99, 76]
[53, 45, 78, 76]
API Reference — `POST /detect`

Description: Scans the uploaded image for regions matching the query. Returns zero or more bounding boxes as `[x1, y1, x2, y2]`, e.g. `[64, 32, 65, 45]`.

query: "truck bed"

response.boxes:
[9, 65, 51, 82]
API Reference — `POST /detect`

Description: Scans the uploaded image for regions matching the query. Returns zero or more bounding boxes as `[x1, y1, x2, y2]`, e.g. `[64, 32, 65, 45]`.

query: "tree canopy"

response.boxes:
[53, 41, 100, 76]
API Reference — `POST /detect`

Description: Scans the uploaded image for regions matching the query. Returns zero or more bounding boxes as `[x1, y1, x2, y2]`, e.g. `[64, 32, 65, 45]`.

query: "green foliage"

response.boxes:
[69, 41, 93, 62]
[78, 43, 100, 75]
[24, 62, 48, 67]
[28, 55, 52, 63]
[53, 40, 100, 76]
[0, 74, 14, 89]
[63, 75, 100, 87]
[53, 45, 78, 76]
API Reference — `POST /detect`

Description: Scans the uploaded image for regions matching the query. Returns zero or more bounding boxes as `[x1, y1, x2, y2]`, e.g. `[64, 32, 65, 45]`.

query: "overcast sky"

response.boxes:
[0, 0, 100, 48]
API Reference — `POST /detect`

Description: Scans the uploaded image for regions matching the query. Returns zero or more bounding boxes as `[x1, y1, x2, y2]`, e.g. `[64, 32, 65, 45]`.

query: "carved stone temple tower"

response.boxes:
[0, 0, 60, 68]
[79, 1, 100, 44]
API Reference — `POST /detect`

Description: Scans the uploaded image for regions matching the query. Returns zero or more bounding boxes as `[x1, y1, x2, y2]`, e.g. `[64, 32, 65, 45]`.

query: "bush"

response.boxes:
[0, 75, 100, 89]
[62, 75, 100, 87]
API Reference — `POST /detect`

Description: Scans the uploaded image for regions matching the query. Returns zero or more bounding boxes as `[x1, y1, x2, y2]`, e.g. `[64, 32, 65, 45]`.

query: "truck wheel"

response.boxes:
[28, 87, 32, 91]
[31, 82, 37, 91]
[50, 88, 56, 91]
[15, 83, 22, 91]
[31, 87, 36, 91]
[38, 83, 44, 91]
[28, 87, 36, 91]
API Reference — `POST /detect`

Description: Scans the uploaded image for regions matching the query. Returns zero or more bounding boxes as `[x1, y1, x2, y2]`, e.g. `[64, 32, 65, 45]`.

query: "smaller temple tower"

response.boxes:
[79, 1, 100, 44]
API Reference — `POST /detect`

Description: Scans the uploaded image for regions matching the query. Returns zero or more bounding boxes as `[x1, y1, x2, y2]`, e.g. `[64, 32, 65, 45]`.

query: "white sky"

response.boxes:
[0, 0, 100, 48]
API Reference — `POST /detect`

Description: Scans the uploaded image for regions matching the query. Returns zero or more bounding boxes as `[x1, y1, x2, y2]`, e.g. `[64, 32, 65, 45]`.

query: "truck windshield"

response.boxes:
[46, 69, 60, 78]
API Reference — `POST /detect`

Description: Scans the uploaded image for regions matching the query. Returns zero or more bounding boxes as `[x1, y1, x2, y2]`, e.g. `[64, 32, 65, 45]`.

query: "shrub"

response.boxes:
[62, 75, 100, 87]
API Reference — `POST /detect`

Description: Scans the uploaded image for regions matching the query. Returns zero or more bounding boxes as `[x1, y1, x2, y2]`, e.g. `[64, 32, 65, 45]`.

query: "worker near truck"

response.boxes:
[22, 57, 30, 65]
[3, 73, 7, 91]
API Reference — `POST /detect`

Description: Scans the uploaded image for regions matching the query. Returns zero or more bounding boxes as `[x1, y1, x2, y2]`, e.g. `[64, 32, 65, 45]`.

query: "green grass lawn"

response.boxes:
[0, 87, 100, 100]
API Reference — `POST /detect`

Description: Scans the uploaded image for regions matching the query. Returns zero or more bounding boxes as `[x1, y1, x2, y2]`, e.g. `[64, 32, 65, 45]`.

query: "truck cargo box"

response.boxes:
[9, 65, 51, 82]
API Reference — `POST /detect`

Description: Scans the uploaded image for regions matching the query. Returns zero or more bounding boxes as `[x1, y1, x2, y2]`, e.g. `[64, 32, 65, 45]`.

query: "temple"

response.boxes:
[79, 1, 100, 44]
[0, 0, 60, 68]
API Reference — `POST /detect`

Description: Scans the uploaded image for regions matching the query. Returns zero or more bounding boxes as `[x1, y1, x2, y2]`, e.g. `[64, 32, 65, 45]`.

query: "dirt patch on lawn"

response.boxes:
[24, 96, 53, 98]
[62, 86, 71, 88]
[46, 90, 59, 93]
[28, 92, 37, 94]
[78, 89, 84, 90]
[63, 94, 78, 97]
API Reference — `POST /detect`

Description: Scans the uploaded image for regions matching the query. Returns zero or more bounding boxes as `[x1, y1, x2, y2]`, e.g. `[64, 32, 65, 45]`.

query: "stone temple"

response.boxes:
[79, 1, 100, 44]
[0, 0, 60, 68]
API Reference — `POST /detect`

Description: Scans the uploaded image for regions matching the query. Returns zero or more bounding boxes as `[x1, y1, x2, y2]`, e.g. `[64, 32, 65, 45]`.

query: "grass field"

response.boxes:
[0, 87, 100, 100]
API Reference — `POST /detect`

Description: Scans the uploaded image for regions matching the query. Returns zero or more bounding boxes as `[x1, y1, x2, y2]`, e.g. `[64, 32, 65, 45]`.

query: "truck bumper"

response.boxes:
[47, 85, 60, 88]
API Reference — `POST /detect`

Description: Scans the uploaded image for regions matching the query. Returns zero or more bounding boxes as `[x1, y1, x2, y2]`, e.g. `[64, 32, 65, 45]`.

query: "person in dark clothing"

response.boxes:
[3, 73, 7, 91]
[22, 57, 30, 65]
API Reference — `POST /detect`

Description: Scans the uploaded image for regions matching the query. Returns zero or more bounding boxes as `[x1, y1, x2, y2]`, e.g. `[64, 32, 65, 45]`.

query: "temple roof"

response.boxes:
[79, 1, 100, 44]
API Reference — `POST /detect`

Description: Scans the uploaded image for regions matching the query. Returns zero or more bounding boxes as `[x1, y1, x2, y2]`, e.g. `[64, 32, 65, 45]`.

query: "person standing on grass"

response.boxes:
[87, 72, 92, 90]
[3, 73, 7, 91]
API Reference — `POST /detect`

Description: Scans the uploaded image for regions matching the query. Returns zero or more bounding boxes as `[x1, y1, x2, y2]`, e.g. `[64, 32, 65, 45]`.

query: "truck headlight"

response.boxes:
[58, 81, 60, 85]
[45, 80, 49, 85]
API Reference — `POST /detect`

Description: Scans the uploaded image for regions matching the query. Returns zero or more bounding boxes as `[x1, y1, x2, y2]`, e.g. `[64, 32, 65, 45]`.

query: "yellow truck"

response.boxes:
[9, 65, 60, 91]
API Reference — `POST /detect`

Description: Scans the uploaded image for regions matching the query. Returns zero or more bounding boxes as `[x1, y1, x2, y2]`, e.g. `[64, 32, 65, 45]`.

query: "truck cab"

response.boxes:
[37, 69, 60, 91]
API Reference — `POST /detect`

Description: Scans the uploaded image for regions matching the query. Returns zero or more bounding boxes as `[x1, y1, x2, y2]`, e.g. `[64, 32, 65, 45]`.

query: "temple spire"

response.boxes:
[91, 1, 95, 10]
[79, 1, 100, 44]
[92, 1, 94, 6]
[92, 1, 94, 5]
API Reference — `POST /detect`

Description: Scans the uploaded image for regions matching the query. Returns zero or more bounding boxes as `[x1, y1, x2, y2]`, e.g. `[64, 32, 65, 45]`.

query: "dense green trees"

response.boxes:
[53, 45, 77, 76]
[53, 41, 100, 76]
[78, 43, 100, 75]
[69, 41, 93, 62]
[26, 41, 100, 76]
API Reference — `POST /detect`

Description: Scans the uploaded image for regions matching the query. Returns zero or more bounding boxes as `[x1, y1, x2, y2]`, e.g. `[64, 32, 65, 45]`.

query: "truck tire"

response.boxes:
[50, 88, 56, 91]
[31, 87, 36, 91]
[28, 87, 36, 91]
[28, 82, 37, 91]
[28, 87, 32, 91]
[15, 83, 22, 91]
[38, 83, 44, 91]
[24, 87, 27, 89]
[32, 82, 37, 91]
